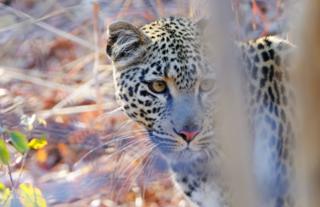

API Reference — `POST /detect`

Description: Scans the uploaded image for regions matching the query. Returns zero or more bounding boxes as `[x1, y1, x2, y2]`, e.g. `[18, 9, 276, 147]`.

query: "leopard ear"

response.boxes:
[106, 21, 150, 69]
[268, 36, 296, 67]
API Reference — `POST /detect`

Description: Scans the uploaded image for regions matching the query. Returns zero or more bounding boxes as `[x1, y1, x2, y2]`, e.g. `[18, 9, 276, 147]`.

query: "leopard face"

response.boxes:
[106, 17, 216, 164]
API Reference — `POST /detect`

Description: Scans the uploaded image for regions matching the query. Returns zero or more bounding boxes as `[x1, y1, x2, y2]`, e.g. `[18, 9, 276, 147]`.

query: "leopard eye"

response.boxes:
[148, 80, 167, 93]
[200, 79, 215, 92]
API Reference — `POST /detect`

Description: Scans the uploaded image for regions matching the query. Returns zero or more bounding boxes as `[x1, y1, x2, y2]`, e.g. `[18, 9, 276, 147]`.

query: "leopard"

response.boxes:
[106, 16, 295, 207]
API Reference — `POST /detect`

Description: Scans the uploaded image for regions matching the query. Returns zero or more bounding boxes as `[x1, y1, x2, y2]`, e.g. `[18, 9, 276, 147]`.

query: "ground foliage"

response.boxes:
[0, 0, 290, 206]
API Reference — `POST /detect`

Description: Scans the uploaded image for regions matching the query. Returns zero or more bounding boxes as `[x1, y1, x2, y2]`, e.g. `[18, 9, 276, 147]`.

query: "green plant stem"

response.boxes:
[7, 164, 14, 189]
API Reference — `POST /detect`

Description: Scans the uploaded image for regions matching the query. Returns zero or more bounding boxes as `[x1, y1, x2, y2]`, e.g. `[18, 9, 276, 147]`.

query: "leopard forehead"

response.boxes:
[137, 17, 209, 90]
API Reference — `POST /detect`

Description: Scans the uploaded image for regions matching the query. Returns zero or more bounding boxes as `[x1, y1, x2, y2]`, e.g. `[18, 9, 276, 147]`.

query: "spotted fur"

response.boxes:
[106, 16, 294, 207]
[240, 37, 295, 207]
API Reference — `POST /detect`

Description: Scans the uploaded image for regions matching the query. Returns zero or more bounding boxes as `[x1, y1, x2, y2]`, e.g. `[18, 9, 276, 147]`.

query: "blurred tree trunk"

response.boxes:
[293, 0, 320, 206]
[205, 1, 257, 207]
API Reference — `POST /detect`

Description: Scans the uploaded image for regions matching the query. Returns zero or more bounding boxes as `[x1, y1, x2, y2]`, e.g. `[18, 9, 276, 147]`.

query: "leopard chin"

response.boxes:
[172, 149, 210, 164]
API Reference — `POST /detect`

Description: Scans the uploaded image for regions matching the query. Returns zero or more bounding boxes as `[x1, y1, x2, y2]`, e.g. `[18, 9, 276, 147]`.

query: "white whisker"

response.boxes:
[112, 143, 157, 200]
[73, 137, 149, 169]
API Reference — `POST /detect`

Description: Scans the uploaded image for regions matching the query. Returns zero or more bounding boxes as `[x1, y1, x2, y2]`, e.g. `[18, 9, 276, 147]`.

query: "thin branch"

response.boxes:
[0, 5, 83, 34]
[0, 66, 74, 92]
[37, 103, 118, 118]
[0, 3, 98, 51]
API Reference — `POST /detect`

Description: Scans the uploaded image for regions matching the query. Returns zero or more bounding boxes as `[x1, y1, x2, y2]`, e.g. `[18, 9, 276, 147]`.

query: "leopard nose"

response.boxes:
[175, 129, 200, 142]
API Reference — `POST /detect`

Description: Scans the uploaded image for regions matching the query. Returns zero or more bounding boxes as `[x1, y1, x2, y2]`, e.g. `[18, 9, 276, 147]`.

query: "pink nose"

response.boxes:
[179, 130, 200, 141]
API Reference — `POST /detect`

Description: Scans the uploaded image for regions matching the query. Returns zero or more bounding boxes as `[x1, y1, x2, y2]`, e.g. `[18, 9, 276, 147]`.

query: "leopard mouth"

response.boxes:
[148, 131, 211, 162]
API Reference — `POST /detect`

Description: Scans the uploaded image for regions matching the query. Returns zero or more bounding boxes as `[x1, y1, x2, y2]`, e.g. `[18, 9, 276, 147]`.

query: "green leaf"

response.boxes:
[9, 131, 29, 154]
[0, 140, 10, 165]
[0, 183, 12, 207]
[18, 183, 47, 207]
[0, 183, 5, 191]
[28, 137, 47, 150]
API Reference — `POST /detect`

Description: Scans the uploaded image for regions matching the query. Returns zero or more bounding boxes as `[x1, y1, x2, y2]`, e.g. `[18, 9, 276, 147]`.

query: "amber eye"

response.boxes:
[148, 80, 167, 93]
[200, 79, 215, 92]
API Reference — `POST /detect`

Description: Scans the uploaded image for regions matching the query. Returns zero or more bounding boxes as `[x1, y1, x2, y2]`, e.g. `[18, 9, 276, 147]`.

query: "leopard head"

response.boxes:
[106, 17, 216, 165]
